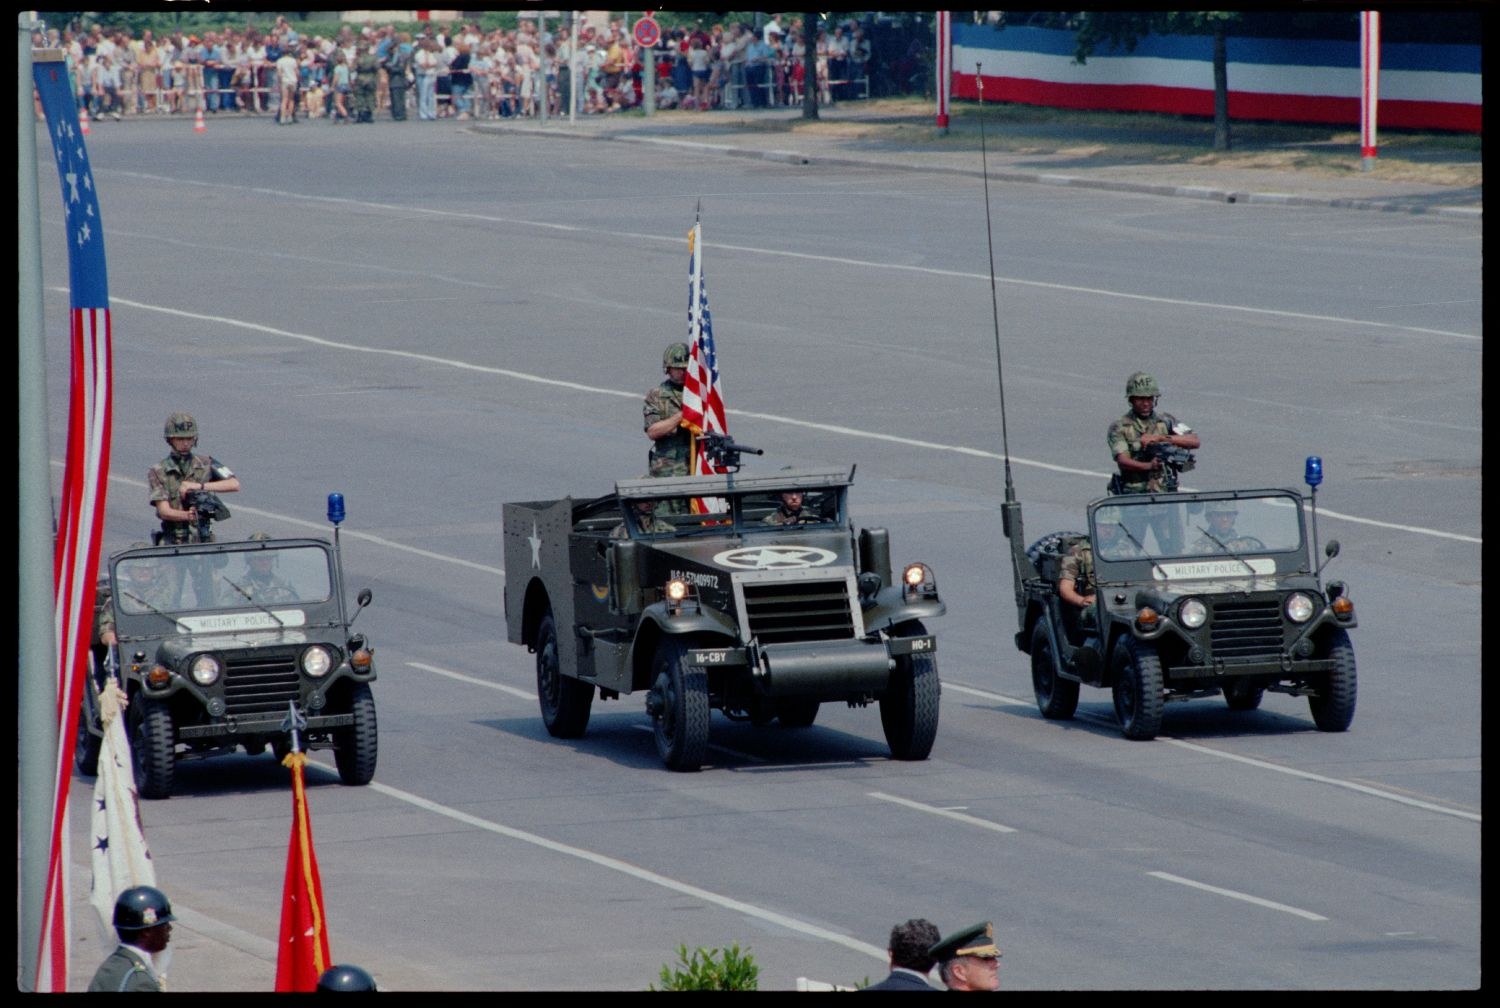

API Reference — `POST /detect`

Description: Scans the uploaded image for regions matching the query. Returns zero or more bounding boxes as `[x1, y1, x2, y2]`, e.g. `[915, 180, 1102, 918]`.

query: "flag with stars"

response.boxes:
[88, 676, 157, 946]
[32, 50, 115, 994]
[681, 220, 729, 513]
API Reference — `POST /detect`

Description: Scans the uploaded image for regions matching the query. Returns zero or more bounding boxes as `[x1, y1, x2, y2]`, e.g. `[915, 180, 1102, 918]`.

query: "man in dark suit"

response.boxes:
[861, 918, 943, 991]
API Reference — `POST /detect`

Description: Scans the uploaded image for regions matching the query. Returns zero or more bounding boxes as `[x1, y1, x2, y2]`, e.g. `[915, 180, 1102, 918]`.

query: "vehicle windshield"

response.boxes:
[1092, 493, 1304, 564]
[114, 545, 333, 614]
[613, 485, 845, 539]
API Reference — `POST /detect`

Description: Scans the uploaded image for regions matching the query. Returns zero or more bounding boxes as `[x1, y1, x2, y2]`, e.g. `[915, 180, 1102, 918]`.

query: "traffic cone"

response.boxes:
[79, 105, 90, 135]
[194, 107, 206, 133]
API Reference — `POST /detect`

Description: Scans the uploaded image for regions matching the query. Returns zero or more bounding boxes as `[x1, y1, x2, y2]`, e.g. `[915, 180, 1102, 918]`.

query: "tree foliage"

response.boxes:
[650, 944, 760, 991]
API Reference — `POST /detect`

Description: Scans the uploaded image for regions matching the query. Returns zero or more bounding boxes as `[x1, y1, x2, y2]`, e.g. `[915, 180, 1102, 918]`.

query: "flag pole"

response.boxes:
[18, 15, 59, 991]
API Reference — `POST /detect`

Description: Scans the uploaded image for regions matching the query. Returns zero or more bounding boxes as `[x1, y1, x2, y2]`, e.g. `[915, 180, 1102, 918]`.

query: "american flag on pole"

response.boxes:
[33, 51, 116, 993]
[275, 752, 333, 991]
[680, 220, 728, 513]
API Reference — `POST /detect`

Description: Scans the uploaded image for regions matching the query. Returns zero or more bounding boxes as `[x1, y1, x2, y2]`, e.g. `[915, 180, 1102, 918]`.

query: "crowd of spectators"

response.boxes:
[36, 14, 877, 123]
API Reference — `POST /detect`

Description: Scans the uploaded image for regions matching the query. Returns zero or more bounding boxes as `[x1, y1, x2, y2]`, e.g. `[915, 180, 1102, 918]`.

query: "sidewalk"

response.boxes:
[472, 102, 1482, 220]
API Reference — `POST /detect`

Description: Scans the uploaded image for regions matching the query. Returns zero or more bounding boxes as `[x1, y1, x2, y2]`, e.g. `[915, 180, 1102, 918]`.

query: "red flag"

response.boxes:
[33, 53, 115, 992]
[275, 753, 332, 991]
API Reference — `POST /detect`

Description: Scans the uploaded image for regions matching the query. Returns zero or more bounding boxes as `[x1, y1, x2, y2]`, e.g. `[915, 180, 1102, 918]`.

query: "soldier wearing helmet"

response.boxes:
[147, 411, 241, 544]
[1107, 372, 1200, 494]
[1058, 506, 1140, 623]
[643, 342, 694, 484]
[1190, 500, 1265, 553]
[221, 531, 300, 604]
[317, 963, 379, 992]
[89, 885, 175, 991]
[96, 542, 175, 647]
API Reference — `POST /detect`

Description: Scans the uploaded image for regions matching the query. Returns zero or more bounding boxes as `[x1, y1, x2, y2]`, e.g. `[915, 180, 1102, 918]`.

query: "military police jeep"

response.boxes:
[1004, 465, 1357, 740]
[502, 466, 945, 771]
[77, 499, 377, 798]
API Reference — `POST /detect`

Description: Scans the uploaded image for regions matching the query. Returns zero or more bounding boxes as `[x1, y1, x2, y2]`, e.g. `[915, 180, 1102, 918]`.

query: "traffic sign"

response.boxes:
[633, 16, 660, 48]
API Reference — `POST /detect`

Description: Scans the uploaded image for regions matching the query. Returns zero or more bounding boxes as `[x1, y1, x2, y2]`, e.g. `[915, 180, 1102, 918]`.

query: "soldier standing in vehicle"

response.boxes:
[644, 342, 693, 478]
[89, 885, 175, 992]
[1108, 372, 1199, 494]
[148, 412, 240, 545]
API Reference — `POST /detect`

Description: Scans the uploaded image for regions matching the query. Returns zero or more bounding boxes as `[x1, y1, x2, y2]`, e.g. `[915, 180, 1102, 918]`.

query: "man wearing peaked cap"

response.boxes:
[929, 921, 1001, 991]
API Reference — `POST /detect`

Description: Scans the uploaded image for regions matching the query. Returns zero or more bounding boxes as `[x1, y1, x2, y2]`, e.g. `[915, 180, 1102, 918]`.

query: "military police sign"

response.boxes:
[633, 15, 660, 48]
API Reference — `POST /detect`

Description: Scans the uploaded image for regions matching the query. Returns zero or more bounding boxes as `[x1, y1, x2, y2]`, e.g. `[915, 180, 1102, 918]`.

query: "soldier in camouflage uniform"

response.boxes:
[763, 490, 816, 526]
[644, 342, 693, 478]
[1189, 500, 1265, 554]
[96, 543, 177, 646]
[148, 412, 240, 545]
[1058, 507, 1140, 631]
[352, 43, 380, 122]
[220, 531, 300, 604]
[1107, 372, 1200, 494]
[612, 497, 675, 538]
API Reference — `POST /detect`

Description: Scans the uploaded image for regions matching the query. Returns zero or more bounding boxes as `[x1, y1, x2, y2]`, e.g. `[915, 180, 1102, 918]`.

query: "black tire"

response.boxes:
[881, 620, 940, 761]
[775, 698, 820, 728]
[74, 702, 102, 777]
[1309, 628, 1357, 732]
[1222, 680, 1265, 711]
[1111, 638, 1164, 741]
[333, 682, 379, 785]
[131, 699, 176, 800]
[650, 638, 709, 772]
[536, 612, 593, 738]
[242, 739, 267, 756]
[1031, 619, 1080, 720]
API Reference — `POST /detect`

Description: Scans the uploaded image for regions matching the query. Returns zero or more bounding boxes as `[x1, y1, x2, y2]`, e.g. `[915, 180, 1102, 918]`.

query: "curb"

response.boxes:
[469, 123, 1481, 219]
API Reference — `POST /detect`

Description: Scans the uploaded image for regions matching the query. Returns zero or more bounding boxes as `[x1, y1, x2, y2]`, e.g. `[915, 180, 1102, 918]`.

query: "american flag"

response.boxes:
[33, 52, 115, 992]
[680, 221, 728, 512]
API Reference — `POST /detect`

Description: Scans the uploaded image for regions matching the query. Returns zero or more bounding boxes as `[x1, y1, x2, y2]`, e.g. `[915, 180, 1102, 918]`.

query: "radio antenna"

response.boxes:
[975, 64, 1015, 503]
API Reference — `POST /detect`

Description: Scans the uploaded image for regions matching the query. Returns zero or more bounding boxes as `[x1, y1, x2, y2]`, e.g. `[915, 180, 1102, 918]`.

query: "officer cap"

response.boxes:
[113, 885, 175, 931]
[316, 964, 378, 992]
[928, 921, 1001, 962]
[164, 412, 199, 441]
[1125, 372, 1160, 398]
[663, 342, 691, 369]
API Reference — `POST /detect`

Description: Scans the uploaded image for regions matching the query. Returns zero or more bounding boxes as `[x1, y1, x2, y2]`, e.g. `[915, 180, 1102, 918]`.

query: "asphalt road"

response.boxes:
[35, 116, 1479, 991]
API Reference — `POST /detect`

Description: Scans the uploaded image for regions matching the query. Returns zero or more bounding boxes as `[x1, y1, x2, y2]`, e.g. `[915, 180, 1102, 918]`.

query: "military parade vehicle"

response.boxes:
[1003, 458, 1357, 740]
[77, 494, 377, 798]
[502, 447, 945, 771]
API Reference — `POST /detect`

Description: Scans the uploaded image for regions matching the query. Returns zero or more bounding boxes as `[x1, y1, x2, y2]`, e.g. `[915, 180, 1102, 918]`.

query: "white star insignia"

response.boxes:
[529, 522, 542, 569]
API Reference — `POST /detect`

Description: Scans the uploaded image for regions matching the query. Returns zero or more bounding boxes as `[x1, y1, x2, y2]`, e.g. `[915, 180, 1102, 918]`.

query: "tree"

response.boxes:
[1067, 12, 1241, 151]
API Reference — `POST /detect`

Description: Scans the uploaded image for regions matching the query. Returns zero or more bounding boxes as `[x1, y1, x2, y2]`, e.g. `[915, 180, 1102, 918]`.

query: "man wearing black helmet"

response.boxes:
[89, 885, 175, 992]
[147, 412, 241, 544]
[1108, 372, 1199, 495]
[317, 963, 378, 992]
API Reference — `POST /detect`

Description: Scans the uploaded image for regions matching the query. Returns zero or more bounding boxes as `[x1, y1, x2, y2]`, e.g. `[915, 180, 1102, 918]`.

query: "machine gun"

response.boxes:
[1150, 442, 1196, 491]
[699, 432, 763, 473]
[182, 489, 232, 542]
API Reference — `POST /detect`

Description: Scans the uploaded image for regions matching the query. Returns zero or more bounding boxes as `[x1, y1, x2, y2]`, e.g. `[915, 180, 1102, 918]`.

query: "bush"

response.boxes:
[651, 944, 760, 991]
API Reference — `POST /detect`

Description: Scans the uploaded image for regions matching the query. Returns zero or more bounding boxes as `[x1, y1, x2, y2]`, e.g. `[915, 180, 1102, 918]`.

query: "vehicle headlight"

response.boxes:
[301, 645, 333, 678]
[903, 563, 926, 588]
[190, 653, 221, 686]
[1179, 598, 1207, 629]
[901, 563, 936, 601]
[1285, 592, 1316, 623]
[665, 579, 688, 603]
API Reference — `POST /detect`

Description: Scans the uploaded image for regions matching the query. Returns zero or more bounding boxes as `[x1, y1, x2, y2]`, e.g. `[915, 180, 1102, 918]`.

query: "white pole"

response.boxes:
[935, 11, 950, 132]
[1360, 11, 1380, 171]
[569, 10, 579, 123]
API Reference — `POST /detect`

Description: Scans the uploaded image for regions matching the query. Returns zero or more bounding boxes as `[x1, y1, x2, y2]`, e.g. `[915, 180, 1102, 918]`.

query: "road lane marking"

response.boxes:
[1162, 738, 1481, 823]
[408, 661, 536, 701]
[49, 293, 1480, 547]
[943, 682, 1033, 706]
[1148, 871, 1328, 921]
[867, 791, 1017, 833]
[355, 777, 887, 962]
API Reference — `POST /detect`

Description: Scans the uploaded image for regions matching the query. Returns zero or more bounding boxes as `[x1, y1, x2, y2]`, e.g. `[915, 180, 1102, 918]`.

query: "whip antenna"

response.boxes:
[975, 64, 1015, 502]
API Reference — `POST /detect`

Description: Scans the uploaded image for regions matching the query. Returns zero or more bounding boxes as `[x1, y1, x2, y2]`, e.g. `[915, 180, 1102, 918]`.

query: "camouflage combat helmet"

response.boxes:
[1204, 500, 1238, 517]
[113, 886, 175, 931]
[663, 342, 691, 369]
[163, 411, 199, 442]
[248, 531, 272, 542]
[1096, 505, 1122, 526]
[1125, 372, 1160, 399]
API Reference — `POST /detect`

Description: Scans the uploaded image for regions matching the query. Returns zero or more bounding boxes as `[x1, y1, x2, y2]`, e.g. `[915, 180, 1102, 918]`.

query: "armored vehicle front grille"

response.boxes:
[1209, 600, 1284, 663]
[742, 579, 856, 644]
[222, 653, 301, 718]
